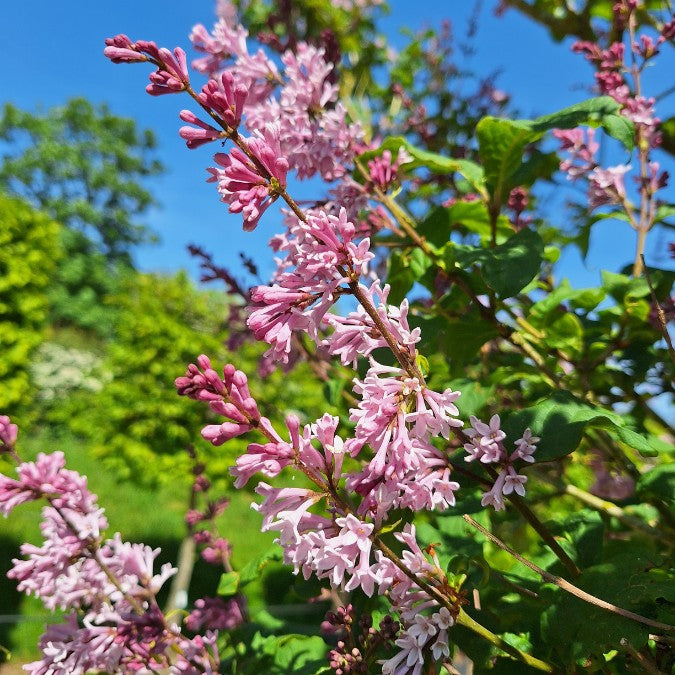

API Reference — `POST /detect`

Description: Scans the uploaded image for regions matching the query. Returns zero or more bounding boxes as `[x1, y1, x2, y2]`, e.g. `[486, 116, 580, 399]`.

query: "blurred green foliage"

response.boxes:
[59, 271, 230, 485]
[0, 194, 61, 412]
[0, 97, 162, 260]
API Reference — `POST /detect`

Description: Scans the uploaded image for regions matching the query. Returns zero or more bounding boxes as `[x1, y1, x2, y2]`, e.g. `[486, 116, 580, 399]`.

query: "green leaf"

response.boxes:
[479, 229, 544, 298]
[386, 249, 415, 304]
[417, 206, 454, 248]
[502, 390, 657, 462]
[418, 201, 513, 247]
[530, 279, 605, 316]
[408, 247, 432, 278]
[238, 545, 283, 587]
[509, 149, 560, 188]
[450, 378, 496, 418]
[552, 510, 605, 568]
[449, 229, 544, 298]
[541, 545, 672, 661]
[523, 96, 634, 149]
[413, 314, 499, 365]
[476, 98, 635, 206]
[476, 117, 536, 205]
[637, 465, 675, 501]
[567, 287, 606, 311]
[442, 317, 500, 364]
[610, 426, 659, 458]
[541, 312, 583, 354]
[660, 115, 675, 156]
[601, 270, 650, 301]
[654, 204, 675, 224]
[261, 635, 331, 674]
[323, 378, 345, 407]
[357, 136, 486, 194]
[217, 571, 240, 597]
[524, 96, 622, 134]
[601, 113, 635, 151]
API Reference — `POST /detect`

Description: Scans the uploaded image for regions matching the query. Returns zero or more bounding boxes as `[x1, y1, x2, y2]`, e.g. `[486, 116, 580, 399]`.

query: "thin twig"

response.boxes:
[464, 515, 675, 633]
[619, 637, 665, 675]
[455, 609, 556, 672]
[641, 254, 675, 364]
[563, 483, 660, 537]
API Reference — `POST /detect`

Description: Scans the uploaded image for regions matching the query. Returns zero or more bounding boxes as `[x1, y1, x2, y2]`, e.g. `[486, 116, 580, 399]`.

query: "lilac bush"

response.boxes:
[2, 0, 673, 672]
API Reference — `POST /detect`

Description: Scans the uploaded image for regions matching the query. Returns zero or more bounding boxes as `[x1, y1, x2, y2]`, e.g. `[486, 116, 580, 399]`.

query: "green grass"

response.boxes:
[0, 426, 285, 662]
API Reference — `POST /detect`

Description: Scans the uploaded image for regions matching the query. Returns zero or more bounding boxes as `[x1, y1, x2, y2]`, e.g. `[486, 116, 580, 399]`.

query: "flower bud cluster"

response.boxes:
[367, 148, 413, 192]
[0, 415, 18, 453]
[325, 604, 400, 674]
[554, 4, 671, 218]
[104, 35, 190, 96]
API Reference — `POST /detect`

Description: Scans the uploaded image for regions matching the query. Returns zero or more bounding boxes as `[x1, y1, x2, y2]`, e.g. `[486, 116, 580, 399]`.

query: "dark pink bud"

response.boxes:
[0, 415, 18, 450]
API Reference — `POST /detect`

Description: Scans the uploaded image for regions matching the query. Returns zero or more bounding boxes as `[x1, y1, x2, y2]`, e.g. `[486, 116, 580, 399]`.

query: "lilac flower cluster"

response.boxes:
[0, 445, 220, 673]
[464, 415, 539, 511]
[175, 354, 472, 660]
[554, 1, 671, 228]
[104, 8, 544, 672]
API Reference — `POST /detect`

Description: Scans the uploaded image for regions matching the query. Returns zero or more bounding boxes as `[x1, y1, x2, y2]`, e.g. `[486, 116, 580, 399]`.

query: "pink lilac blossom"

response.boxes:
[0, 414, 18, 451]
[553, 128, 598, 181]
[190, 18, 281, 105]
[231, 412, 346, 489]
[463, 415, 539, 510]
[341, 362, 462, 517]
[247, 208, 374, 362]
[201, 533, 232, 566]
[230, 417, 294, 488]
[196, 70, 248, 129]
[325, 177, 370, 224]
[569, 31, 662, 146]
[256, 488, 380, 597]
[244, 42, 363, 181]
[2, 449, 223, 673]
[373, 523, 458, 667]
[190, 15, 363, 182]
[622, 96, 660, 146]
[381, 606, 454, 675]
[24, 613, 123, 675]
[507, 186, 532, 229]
[176, 356, 290, 475]
[588, 164, 631, 210]
[190, 19, 249, 74]
[323, 282, 421, 368]
[104, 35, 190, 96]
[185, 596, 245, 632]
[0, 451, 98, 517]
[179, 110, 223, 149]
[207, 124, 289, 231]
[367, 148, 412, 192]
[589, 451, 636, 500]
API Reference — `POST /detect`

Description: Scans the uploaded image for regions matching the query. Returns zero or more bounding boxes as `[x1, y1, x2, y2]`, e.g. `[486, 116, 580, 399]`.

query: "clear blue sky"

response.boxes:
[5, 1, 674, 284]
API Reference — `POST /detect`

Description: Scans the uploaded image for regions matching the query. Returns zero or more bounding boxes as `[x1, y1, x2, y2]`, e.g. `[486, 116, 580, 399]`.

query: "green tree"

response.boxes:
[47, 229, 128, 338]
[62, 271, 229, 485]
[0, 98, 165, 335]
[0, 195, 61, 412]
[0, 98, 162, 259]
[61, 269, 333, 487]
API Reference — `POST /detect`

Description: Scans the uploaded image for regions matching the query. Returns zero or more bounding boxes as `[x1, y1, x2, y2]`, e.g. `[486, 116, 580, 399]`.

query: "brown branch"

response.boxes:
[641, 254, 675, 365]
[464, 515, 675, 633]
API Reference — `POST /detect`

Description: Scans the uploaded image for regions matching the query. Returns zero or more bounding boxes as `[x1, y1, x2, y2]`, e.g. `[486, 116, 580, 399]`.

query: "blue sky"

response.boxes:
[5, 1, 673, 285]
